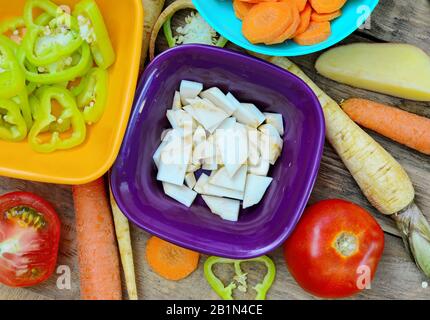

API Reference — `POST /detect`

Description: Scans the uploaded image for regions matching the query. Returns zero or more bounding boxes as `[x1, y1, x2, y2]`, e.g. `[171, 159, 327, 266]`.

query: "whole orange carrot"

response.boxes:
[72, 178, 122, 300]
[341, 98, 430, 155]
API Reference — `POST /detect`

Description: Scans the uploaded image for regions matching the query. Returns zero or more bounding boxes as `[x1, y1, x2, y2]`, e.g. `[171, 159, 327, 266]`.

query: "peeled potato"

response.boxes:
[315, 43, 430, 102]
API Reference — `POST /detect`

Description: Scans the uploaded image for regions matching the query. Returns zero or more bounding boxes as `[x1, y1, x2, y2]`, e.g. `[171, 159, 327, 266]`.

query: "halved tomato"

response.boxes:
[0, 192, 60, 287]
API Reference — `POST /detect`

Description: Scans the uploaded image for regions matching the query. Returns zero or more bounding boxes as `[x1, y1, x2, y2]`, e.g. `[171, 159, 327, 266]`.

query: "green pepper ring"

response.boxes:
[204, 256, 276, 300]
[0, 98, 28, 142]
[18, 42, 92, 85]
[28, 86, 86, 153]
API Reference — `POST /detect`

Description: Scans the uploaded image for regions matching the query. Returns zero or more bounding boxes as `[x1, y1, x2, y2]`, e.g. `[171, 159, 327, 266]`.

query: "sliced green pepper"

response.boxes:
[0, 35, 26, 99]
[18, 42, 92, 84]
[0, 98, 27, 142]
[22, 7, 83, 66]
[28, 86, 86, 153]
[76, 67, 108, 124]
[73, 0, 115, 69]
[0, 17, 25, 52]
[12, 91, 33, 129]
[29, 93, 70, 133]
[204, 256, 276, 300]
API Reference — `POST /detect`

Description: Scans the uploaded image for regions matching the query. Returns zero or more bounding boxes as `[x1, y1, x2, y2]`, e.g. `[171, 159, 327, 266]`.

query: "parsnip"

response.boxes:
[315, 43, 430, 101]
[109, 189, 138, 300]
[141, 0, 165, 66]
[255, 54, 414, 215]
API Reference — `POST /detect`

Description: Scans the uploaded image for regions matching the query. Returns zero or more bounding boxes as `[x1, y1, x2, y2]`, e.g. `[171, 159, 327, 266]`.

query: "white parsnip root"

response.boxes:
[141, 0, 166, 66]
[258, 55, 415, 215]
[109, 189, 138, 300]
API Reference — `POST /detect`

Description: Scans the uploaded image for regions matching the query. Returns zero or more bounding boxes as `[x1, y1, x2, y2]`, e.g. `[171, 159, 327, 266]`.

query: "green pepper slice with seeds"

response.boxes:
[28, 86, 86, 153]
[73, 0, 115, 69]
[0, 35, 26, 99]
[204, 256, 276, 300]
[0, 98, 27, 142]
[76, 67, 108, 124]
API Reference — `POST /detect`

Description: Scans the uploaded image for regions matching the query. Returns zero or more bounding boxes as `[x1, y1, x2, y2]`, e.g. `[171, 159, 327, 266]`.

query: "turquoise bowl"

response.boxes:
[193, 0, 379, 56]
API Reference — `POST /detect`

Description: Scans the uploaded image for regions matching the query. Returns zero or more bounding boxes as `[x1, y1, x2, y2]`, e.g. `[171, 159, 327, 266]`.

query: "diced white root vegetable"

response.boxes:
[227, 92, 265, 128]
[193, 140, 215, 164]
[196, 174, 244, 200]
[259, 124, 283, 165]
[166, 109, 196, 134]
[248, 158, 270, 176]
[187, 163, 201, 173]
[157, 129, 192, 185]
[264, 112, 284, 136]
[194, 173, 210, 194]
[209, 165, 248, 192]
[202, 157, 218, 171]
[243, 175, 273, 209]
[200, 87, 238, 116]
[201, 195, 240, 222]
[193, 125, 206, 146]
[217, 117, 237, 130]
[184, 98, 229, 133]
[185, 172, 197, 189]
[153, 130, 175, 169]
[179, 80, 203, 105]
[163, 182, 197, 207]
[172, 91, 182, 110]
[216, 123, 248, 177]
[247, 128, 261, 166]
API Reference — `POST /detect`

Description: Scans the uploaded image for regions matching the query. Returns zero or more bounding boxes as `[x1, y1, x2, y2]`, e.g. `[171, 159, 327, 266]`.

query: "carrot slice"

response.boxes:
[233, 0, 254, 20]
[242, 2, 294, 44]
[311, 9, 341, 22]
[293, 21, 331, 45]
[265, 3, 300, 44]
[309, 0, 346, 14]
[146, 236, 200, 281]
[279, 0, 307, 12]
[293, 3, 312, 36]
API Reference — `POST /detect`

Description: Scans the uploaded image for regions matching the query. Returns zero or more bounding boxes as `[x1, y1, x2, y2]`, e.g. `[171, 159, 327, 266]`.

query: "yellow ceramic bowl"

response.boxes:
[0, 0, 143, 184]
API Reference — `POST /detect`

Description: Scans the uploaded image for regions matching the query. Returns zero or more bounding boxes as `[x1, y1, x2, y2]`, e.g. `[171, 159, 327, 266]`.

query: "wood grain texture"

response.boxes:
[0, 0, 429, 300]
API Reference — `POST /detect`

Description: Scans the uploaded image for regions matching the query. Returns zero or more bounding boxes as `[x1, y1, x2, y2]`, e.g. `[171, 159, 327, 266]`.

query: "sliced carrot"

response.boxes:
[311, 9, 341, 22]
[242, 2, 294, 44]
[146, 236, 200, 281]
[72, 178, 122, 300]
[293, 3, 312, 36]
[265, 2, 300, 44]
[279, 0, 307, 12]
[341, 98, 430, 155]
[309, 0, 346, 14]
[293, 21, 331, 45]
[233, 0, 254, 20]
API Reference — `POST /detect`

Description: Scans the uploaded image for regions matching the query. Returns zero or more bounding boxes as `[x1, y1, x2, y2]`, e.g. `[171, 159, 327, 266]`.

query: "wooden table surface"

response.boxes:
[1, 0, 430, 300]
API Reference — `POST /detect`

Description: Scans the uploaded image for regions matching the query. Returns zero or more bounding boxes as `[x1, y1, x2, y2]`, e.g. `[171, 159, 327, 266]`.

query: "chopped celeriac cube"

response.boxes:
[163, 182, 197, 207]
[185, 172, 197, 189]
[200, 87, 238, 116]
[259, 124, 283, 165]
[180, 80, 203, 105]
[264, 112, 284, 136]
[184, 98, 229, 133]
[201, 195, 240, 222]
[243, 175, 273, 209]
[209, 165, 247, 192]
[172, 91, 182, 110]
[248, 158, 270, 176]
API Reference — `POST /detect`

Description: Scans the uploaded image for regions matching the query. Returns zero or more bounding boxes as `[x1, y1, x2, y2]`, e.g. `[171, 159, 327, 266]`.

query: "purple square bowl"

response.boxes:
[110, 44, 325, 259]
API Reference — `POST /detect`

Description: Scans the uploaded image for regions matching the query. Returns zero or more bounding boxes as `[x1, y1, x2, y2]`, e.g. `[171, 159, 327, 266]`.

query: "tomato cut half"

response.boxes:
[0, 192, 60, 287]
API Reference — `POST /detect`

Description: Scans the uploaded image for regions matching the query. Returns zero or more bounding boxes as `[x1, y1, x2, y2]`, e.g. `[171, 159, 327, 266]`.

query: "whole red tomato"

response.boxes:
[284, 199, 384, 298]
[0, 192, 60, 287]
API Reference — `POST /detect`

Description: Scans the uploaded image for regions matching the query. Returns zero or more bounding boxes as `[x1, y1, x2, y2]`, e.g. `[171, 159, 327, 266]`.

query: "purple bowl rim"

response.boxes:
[110, 44, 326, 258]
